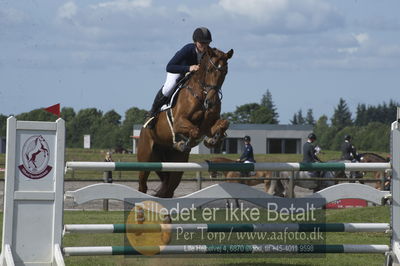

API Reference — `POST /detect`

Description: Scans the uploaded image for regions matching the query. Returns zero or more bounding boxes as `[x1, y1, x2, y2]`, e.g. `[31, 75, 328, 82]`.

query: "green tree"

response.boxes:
[16, 109, 56, 121]
[69, 108, 103, 148]
[121, 107, 148, 149]
[313, 115, 336, 150]
[251, 106, 275, 124]
[355, 103, 367, 126]
[61, 107, 76, 122]
[103, 110, 121, 126]
[290, 110, 305, 125]
[290, 113, 298, 125]
[222, 103, 260, 123]
[305, 109, 315, 126]
[222, 90, 279, 124]
[260, 90, 279, 123]
[0, 114, 7, 137]
[331, 98, 353, 131]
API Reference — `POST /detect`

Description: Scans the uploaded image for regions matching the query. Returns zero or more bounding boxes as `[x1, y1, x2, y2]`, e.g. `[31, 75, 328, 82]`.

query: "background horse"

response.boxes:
[137, 47, 233, 198]
[359, 152, 390, 189]
[272, 169, 336, 197]
[205, 157, 278, 194]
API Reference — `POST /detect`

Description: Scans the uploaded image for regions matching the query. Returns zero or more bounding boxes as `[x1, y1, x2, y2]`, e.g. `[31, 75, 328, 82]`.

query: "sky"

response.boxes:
[1, 0, 399, 124]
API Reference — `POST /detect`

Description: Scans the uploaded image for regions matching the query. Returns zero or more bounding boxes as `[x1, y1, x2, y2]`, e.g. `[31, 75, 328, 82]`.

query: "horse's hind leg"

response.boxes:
[154, 172, 183, 198]
[137, 128, 155, 194]
[138, 171, 150, 194]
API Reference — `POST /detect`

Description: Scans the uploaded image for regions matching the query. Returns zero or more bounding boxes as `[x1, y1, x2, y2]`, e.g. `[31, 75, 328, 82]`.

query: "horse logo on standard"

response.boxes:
[18, 135, 52, 179]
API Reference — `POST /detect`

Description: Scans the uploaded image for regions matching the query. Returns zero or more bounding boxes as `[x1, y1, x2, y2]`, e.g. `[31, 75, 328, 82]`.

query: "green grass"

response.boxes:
[59, 206, 390, 265]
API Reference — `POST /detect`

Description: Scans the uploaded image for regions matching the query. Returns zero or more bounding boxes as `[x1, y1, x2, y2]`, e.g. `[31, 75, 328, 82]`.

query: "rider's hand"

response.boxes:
[189, 65, 200, 72]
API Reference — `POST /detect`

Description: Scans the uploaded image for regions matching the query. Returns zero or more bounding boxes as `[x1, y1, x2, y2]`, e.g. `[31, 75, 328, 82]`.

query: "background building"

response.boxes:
[133, 124, 313, 155]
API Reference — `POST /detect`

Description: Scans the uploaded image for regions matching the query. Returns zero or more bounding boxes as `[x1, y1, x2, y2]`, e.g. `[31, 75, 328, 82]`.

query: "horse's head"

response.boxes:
[199, 47, 233, 92]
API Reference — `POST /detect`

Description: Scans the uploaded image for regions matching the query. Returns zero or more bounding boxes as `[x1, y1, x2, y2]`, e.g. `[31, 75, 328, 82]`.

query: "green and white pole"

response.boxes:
[64, 223, 390, 234]
[65, 161, 391, 172]
[63, 244, 390, 256]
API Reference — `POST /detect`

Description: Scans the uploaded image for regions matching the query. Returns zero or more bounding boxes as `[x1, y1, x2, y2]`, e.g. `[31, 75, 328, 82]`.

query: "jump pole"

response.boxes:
[64, 223, 390, 234]
[63, 244, 390, 256]
[66, 161, 391, 172]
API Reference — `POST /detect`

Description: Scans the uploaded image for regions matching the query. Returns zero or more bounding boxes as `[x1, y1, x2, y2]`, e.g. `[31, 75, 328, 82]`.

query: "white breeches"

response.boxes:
[162, 73, 181, 97]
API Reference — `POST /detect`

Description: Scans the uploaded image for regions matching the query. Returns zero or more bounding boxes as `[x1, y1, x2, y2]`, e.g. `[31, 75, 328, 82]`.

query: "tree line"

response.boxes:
[0, 92, 397, 152]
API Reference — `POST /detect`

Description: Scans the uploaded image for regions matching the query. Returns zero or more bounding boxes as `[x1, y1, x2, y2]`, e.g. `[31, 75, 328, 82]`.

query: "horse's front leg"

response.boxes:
[172, 117, 200, 152]
[203, 119, 229, 148]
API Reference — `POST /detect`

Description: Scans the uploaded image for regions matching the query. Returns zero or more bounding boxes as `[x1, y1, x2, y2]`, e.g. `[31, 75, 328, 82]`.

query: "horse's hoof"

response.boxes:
[173, 142, 191, 153]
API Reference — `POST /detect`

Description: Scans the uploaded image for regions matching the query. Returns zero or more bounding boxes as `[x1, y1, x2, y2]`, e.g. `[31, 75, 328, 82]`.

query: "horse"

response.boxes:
[272, 168, 336, 198]
[137, 47, 234, 198]
[26, 135, 49, 169]
[205, 157, 279, 194]
[359, 152, 390, 190]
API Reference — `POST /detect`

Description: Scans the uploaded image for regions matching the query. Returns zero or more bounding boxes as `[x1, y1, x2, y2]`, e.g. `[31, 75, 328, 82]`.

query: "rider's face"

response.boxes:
[195, 41, 210, 53]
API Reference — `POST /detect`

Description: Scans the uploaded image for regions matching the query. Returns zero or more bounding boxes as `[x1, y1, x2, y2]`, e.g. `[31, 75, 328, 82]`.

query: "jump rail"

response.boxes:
[64, 223, 390, 234]
[65, 161, 391, 172]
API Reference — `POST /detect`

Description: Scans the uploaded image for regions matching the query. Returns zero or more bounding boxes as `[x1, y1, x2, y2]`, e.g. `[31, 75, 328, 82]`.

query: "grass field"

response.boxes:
[62, 207, 391, 265]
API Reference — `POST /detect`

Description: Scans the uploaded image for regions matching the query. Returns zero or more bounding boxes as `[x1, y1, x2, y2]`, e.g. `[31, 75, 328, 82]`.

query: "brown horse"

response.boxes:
[205, 157, 280, 195]
[137, 47, 234, 198]
[359, 152, 390, 190]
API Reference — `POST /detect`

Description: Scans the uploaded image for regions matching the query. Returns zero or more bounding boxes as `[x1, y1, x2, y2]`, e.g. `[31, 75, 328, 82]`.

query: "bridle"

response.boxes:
[182, 53, 228, 110]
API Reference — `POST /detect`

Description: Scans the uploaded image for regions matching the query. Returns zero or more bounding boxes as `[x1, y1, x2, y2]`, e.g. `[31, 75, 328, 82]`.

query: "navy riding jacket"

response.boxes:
[166, 43, 199, 74]
[240, 144, 255, 163]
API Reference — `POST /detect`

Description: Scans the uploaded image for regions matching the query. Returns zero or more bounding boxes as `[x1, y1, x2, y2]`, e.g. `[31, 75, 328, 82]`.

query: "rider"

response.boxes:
[238, 136, 256, 163]
[145, 27, 212, 128]
[341, 135, 359, 162]
[302, 133, 321, 163]
[302, 133, 322, 177]
[237, 136, 255, 176]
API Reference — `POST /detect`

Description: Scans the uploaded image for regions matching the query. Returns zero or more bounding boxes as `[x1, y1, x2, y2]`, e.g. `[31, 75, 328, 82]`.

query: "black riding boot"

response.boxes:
[146, 89, 169, 129]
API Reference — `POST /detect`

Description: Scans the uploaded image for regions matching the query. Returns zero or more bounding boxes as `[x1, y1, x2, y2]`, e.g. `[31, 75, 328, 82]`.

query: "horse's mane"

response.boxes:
[359, 152, 388, 162]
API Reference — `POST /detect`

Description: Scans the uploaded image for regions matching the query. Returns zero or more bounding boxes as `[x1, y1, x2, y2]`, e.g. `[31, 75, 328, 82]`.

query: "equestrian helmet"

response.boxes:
[308, 133, 317, 140]
[193, 27, 212, 43]
[244, 135, 251, 142]
[344, 134, 352, 140]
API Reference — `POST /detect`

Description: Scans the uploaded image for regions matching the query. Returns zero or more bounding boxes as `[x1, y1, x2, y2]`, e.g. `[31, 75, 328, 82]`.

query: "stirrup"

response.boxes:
[143, 116, 155, 128]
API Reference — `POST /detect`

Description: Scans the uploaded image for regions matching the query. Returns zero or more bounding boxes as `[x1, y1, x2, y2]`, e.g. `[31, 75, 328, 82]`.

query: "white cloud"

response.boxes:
[91, 0, 152, 11]
[58, 2, 78, 20]
[218, 0, 288, 21]
[217, 0, 344, 33]
[0, 7, 26, 24]
[353, 33, 369, 45]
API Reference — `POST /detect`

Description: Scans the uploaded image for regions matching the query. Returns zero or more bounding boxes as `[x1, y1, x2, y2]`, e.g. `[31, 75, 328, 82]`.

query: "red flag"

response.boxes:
[44, 103, 60, 117]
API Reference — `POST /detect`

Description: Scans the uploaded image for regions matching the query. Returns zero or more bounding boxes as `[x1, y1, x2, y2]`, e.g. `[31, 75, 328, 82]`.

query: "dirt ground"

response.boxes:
[0, 179, 314, 211]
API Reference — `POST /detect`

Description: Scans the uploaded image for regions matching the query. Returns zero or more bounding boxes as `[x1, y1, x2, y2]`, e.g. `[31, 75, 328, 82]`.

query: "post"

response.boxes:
[390, 107, 400, 264]
[0, 117, 66, 265]
[196, 171, 202, 190]
[288, 171, 295, 198]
